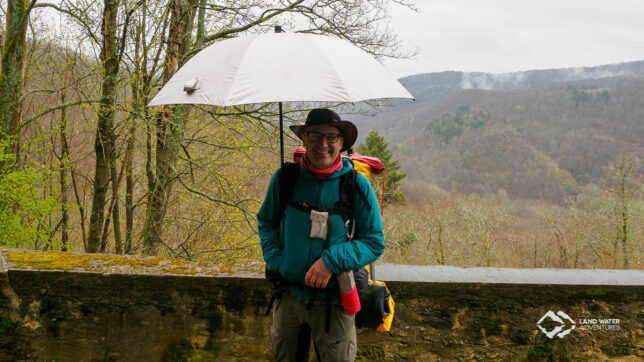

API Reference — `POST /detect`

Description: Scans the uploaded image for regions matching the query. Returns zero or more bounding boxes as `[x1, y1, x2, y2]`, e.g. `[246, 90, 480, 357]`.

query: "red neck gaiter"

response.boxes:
[300, 154, 343, 179]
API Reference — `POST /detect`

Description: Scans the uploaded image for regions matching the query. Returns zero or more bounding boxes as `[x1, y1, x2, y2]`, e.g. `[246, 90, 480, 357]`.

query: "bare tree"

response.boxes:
[141, 0, 417, 255]
[86, 0, 121, 252]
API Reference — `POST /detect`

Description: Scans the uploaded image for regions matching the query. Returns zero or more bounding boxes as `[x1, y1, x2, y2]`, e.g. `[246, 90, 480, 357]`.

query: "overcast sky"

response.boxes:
[383, 0, 644, 78]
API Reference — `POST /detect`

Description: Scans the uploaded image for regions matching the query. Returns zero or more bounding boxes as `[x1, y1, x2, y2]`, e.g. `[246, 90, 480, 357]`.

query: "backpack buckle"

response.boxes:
[345, 219, 355, 241]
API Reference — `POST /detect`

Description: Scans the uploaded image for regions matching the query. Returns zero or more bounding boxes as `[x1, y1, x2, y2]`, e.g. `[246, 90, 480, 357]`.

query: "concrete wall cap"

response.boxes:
[375, 263, 644, 286]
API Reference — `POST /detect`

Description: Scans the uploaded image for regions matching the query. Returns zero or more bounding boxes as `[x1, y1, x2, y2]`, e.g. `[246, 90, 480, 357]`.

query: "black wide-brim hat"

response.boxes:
[289, 108, 358, 152]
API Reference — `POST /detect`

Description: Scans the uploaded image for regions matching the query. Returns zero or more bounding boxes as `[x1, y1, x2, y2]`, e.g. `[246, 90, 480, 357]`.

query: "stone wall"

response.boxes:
[1, 249, 643, 361]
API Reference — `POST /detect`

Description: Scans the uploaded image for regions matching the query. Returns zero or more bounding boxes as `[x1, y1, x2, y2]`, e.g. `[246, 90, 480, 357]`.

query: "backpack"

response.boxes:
[271, 157, 394, 332]
[355, 265, 395, 332]
[278, 160, 370, 241]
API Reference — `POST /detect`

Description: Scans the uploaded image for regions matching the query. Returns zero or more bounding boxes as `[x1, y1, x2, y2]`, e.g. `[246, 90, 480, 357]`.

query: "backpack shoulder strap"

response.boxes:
[335, 169, 371, 220]
[335, 170, 356, 220]
[279, 162, 300, 219]
[340, 169, 371, 211]
[353, 173, 371, 212]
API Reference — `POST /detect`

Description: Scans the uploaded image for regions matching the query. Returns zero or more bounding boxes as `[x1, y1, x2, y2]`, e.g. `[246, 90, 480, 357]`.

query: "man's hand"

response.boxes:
[305, 257, 332, 289]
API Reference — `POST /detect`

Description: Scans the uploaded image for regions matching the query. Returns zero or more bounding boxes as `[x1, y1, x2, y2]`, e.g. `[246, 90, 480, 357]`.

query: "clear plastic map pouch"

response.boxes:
[310, 210, 329, 239]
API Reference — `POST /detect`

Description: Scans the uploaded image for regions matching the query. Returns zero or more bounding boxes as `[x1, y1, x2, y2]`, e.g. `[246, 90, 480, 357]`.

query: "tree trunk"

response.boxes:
[0, 0, 30, 163]
[194, 0, 206, 50]
[125, 122, 136, 254]
[617, 159, 631, 268]
[59, 93, 69, 251]
[142, 0, 197, 255]
[70, 158, 88, 250]
[105, 136, 123, 253]
[126, 21, 146, 254]
[87, 0, 120, 253]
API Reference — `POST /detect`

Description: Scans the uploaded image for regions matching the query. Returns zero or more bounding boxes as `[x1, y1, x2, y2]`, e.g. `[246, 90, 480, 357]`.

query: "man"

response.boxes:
[257, 108, 385, 361]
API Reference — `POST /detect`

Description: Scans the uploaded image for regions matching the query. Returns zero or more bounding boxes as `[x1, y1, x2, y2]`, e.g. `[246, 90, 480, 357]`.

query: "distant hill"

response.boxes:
[354, 61, 644, 145]
[395, 59, 644, 105]
[351, 61, 644, 203]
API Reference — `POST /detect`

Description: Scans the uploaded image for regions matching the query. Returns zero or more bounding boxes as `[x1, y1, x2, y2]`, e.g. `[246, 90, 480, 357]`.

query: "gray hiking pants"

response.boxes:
[271, 292, 357, 362]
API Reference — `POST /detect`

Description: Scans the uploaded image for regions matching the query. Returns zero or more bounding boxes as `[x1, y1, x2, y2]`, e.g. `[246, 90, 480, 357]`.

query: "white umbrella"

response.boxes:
[148, 30, 414, 163]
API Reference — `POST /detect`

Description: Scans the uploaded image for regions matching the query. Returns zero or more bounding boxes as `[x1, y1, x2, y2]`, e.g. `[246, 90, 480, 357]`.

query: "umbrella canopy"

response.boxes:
[148, 32, 413, 107]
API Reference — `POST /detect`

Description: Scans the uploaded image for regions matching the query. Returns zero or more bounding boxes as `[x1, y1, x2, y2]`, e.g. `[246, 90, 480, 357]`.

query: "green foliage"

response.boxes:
[567, 85, 610, 107]
[395, 231, 417, 256]
[355, 130, 406, 205]
[427, 105, 487, 144]
[524, 340, 572, 362]
[0, 137, 63, 248]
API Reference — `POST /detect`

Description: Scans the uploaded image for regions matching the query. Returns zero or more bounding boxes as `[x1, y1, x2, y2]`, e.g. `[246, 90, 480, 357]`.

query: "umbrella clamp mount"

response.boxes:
[184, 78, 200, 93]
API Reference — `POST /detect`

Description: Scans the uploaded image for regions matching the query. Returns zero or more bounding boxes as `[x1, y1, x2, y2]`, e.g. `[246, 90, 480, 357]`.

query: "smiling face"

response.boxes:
[302, 125, 344, 170]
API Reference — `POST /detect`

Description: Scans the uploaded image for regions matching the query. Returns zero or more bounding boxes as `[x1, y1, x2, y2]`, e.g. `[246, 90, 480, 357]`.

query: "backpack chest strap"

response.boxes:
[287, 201, 355, 241]
[288, 201, 337, 215]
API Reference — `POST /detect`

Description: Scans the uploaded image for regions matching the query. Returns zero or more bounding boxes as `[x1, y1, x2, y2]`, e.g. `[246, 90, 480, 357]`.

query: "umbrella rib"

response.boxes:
[225, 36, 258, 106]
[310, 39, 353, 103]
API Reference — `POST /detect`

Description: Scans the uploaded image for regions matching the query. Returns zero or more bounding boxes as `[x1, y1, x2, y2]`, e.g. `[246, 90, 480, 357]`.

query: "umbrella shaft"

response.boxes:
[279, 102, 284, 167]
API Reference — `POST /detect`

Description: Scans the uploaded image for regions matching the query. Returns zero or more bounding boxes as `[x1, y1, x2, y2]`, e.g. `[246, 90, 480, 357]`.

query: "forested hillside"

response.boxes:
[351, 67, 643, 269]
[357, 76, 644, 202]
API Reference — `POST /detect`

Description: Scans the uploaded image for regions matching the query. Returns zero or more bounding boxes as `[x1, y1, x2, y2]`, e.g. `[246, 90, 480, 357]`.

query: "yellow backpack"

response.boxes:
[363, 264, 395, 332]
[350, 154, 395, 332]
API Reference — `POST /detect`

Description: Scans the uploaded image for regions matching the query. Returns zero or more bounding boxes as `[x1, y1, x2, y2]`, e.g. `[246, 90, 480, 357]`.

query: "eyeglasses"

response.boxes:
[304, 131, 343, 144]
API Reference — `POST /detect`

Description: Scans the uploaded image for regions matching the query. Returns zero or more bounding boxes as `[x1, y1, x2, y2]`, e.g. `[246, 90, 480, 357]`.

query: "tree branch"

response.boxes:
[184, 0, 306, 60]
[34, 2, 101, 45]
[21, 99, 102, 129]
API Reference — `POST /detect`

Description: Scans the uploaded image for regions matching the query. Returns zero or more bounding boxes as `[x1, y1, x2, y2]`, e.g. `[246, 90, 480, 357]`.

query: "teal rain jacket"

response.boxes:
[257, 158, 385, 302]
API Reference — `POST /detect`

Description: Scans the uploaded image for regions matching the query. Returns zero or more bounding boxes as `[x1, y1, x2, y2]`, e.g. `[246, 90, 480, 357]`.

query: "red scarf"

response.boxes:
[300, 154, 343, 179]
